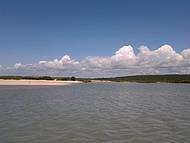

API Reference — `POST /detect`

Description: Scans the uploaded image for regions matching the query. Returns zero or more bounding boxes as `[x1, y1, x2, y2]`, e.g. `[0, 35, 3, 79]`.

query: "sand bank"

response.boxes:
[0, 79, 82, 85]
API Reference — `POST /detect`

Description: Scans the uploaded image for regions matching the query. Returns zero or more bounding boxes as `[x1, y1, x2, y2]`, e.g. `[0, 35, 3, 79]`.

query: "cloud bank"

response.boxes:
[1, 44, 190, 77]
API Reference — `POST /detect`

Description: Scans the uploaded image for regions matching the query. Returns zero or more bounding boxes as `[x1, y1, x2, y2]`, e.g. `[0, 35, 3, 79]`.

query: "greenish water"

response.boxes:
[0, 83, 190, 143]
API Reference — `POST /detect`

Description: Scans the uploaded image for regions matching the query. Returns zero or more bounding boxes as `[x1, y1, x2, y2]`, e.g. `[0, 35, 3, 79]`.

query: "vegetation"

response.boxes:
[55, 77, 75, 81]
[94, 74, 190, 83]
[0, 76, 54, 80]
[0, 76, 91, 83]
[0, 74, 190, 83]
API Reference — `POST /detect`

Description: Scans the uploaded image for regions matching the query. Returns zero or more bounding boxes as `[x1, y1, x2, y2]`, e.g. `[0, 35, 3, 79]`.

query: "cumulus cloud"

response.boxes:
[38, 55, 79, 70]
[137, 45, 183, 67]
[111, 45, 137, 68]
[14, 63, 24, 69]
[0, 44, 190, 77]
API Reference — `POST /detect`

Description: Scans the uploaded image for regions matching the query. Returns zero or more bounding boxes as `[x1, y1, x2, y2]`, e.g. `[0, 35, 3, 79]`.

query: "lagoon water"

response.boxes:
[0, 83, 190, 143]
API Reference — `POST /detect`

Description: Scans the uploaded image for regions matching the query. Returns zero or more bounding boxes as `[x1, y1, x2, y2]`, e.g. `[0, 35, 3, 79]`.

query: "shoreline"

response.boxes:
[0, 79, 82, 86]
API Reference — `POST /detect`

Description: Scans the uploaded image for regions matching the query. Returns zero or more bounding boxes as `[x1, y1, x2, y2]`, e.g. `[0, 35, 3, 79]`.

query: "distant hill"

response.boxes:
[93, 74, 190, 83]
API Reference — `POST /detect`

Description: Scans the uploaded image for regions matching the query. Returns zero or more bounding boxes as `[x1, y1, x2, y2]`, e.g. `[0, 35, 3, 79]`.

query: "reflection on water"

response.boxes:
[0, 83, 190, 143]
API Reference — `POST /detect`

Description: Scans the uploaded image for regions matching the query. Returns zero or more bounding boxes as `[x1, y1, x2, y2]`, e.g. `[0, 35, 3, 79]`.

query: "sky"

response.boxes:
[0, 0, 190, 77]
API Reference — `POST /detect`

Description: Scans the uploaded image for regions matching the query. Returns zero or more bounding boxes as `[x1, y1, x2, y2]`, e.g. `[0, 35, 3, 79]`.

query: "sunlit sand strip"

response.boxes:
[0, 79, 82, 85]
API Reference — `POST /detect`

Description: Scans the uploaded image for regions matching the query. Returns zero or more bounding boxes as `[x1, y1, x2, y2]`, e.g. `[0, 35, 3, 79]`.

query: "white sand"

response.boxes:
[0, 79, 82, 85]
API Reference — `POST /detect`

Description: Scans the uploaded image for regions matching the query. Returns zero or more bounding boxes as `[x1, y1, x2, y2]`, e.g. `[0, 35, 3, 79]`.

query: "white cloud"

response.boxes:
[111, 45, 137, 68]
[38, 55, 79, 70]
[137, 45, 183, 67]
[1, 44, 190, 77]
[14, 63, 24, 69]
[181, 49, 190, 59]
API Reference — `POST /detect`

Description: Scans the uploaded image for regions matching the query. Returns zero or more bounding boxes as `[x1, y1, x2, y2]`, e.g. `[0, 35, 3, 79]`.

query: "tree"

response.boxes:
[71, 76, 76, 81]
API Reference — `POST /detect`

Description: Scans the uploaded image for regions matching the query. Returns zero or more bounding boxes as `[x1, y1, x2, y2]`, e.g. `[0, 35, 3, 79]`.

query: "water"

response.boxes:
[0, 83, 190, 143]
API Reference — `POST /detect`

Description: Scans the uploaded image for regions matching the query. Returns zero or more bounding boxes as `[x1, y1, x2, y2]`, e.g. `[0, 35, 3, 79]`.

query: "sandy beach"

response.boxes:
[0, 79, 82, 85]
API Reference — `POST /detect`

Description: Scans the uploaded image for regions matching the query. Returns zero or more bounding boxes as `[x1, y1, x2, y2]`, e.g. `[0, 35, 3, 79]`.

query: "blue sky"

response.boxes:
[0, 0, 190, 77]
